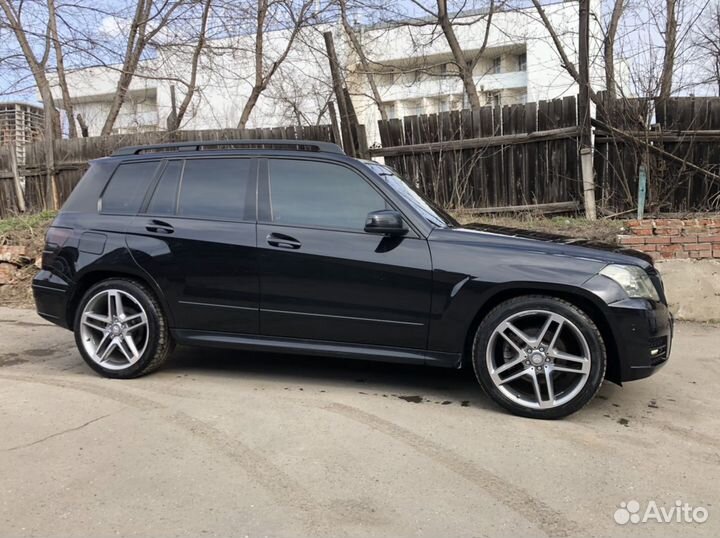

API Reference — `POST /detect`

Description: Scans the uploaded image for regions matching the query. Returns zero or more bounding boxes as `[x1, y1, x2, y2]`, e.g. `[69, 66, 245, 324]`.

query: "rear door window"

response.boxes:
[177, 158, 252, 221]
[146, 160, 183, 216]
[101, 161, 160, 214]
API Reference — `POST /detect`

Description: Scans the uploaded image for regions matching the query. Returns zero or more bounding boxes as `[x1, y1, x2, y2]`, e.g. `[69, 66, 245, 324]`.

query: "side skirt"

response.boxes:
[172, 329, 462, 368]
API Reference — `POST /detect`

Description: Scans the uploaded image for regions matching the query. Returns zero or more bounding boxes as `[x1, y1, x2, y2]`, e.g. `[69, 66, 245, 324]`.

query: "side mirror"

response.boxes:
[364, 210, 408, 236]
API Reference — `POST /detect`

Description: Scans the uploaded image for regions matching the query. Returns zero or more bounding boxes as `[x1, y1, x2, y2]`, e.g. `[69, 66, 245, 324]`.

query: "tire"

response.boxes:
[472, 295, 606, 419]
[74, 278, 173, 379]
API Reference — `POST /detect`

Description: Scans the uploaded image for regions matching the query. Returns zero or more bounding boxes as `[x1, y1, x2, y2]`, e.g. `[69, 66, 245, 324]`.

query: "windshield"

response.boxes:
[364, 162, 457, 228]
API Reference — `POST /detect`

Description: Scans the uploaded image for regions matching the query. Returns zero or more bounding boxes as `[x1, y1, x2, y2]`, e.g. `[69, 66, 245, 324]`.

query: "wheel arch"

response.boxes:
[67, 267, 173, 329]
[461, 284, 621, 384]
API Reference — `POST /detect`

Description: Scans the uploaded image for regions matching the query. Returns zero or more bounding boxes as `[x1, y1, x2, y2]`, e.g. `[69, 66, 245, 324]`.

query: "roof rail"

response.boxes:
[112, 139, 345, 156]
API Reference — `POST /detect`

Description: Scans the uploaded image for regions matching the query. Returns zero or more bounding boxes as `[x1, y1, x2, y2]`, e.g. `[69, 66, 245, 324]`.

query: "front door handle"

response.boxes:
[146, 219, 174, 234]
[267, 232, 301, 250]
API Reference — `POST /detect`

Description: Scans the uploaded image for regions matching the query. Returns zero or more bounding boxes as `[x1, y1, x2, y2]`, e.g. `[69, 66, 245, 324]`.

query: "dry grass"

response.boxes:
[450, 213, 624, 244]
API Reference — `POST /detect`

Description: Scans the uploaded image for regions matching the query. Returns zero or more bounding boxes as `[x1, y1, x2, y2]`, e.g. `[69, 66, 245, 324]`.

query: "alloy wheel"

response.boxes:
[486, 309, 592, 410]
[79, 289, 150, 370]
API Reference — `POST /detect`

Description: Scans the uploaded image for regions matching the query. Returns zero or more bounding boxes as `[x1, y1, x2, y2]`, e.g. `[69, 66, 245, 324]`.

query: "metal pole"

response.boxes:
[578, 0, 596, 220]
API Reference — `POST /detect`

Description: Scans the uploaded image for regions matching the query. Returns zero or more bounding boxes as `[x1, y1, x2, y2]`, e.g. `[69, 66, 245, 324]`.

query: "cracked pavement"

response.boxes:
[0, 306, 718, 537]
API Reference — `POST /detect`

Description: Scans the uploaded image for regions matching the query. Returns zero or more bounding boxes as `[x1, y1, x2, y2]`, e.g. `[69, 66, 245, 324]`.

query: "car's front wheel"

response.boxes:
[74, 278, 172, 378]
[472, 295, 606, 419]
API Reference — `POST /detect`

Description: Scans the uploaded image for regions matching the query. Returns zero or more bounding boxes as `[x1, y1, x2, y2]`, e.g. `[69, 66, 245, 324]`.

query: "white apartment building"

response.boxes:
[51, 1, 604, 146]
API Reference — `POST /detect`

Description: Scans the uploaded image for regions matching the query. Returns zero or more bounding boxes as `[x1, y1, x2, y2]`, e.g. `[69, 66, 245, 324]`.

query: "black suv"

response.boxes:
[33, 140, 672, 418]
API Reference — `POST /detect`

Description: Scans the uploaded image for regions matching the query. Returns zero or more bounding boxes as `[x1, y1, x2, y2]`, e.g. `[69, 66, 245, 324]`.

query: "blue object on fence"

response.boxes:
[637, 165, 647, 220]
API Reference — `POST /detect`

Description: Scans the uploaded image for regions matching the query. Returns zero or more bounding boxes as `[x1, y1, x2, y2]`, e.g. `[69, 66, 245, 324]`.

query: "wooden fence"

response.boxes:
[372, 95, 720, 214]
[0, 124, 336, 218]
[373, 97, 579, 210]
[2, 96, 720, 219]
[595, 95, 720, 213]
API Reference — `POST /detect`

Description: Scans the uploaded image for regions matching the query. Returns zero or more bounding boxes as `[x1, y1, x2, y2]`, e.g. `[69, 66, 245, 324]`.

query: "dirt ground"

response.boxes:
[0, 211, 54, 307]
[0, 306, 718, 537]
[451, 213, 625, 243]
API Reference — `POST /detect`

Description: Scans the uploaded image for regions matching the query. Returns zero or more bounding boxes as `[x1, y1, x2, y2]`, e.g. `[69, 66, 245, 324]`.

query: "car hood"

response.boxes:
[435, 223, 654, 268]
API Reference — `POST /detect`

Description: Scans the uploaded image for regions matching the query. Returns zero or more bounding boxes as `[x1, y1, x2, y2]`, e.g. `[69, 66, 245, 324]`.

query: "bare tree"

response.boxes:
[47, 0, 77, 137]
[604, 0, 626, 101]
[531, 0, 603, 108]
[0, 0, 61, 136]
[337, 0, 388, 121]
[165, 0, 213, 130]
[404, 0, 495, 110]
[693, 0, 720, 95]
[658, 0, 679, 102]
[100, 0, 184, 136]
[236, 0, 316, 129]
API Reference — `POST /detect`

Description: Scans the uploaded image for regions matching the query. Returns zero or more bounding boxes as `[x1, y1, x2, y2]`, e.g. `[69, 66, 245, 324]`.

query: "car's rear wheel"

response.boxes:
[74, 278, 172, 378]
[472, 295, 606, 419]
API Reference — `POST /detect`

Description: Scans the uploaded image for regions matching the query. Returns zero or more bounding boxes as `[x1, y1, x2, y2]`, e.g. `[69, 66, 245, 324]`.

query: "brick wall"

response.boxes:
[618, 218, 720, 260]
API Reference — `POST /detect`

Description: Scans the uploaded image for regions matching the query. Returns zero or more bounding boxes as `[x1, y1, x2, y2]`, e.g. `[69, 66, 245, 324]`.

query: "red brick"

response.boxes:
[658, 244, 683, 255]
[713, 249, 720, 258]
[618, 235, 645, 245]
[652, 219, 676, 227]
[633, 228, 654, 236]
[681, 226, 706, 233]
[670, 234, 696, 243]
[672, 251, 690, 259]
[645, 236, 672, 244]
[697, 234, 720, 243]
[684, 242, 712, 251]
[653, 227, 681, 236]
[637, 244, 657, 251]
[689, 251, 711, 259]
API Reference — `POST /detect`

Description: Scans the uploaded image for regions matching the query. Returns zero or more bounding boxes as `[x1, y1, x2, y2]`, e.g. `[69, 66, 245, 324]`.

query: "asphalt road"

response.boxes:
[0, 306, 718, 538]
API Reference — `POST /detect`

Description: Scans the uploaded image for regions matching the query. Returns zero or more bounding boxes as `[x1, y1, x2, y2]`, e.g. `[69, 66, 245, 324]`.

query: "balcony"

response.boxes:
[377, 70, 527, 102]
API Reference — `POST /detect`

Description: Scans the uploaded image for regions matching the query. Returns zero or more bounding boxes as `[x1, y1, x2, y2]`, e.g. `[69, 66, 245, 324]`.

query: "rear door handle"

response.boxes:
[267, 232, 301, 250]
[145, 219, 174, 234]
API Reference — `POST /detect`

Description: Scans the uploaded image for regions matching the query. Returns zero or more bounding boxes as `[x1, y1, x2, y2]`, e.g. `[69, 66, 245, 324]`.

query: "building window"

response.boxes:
[518, 53, 527, 72]
[376, 72, 395, 86]
[492, 57, 501, 74]
[487, 92, 501, 107]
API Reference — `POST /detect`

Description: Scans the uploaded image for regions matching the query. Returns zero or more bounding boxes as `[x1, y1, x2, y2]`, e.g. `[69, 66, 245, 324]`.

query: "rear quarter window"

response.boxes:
[100, 161, 160, 215]
[61, 160, 119, 213]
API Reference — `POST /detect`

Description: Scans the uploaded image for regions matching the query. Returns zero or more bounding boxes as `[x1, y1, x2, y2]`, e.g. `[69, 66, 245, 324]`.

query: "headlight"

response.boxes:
[599, 264, 660, 301]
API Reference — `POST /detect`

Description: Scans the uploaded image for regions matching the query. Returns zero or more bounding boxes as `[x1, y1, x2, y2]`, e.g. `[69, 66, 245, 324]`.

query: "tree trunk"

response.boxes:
[338, 0, 388, 122]
[659, 0, 678, 102]
[236, 0, 310, 129]
[174, 0, 212, 129]
[101, 1, 182, 135]
[0, 0, 61, 136]
[100, 0, 148, 136]
[604, 0, 625, 102]
[437, 0, 481, 109]
[47, 0, 77, 137]
[76, 114, 89, 137]
[237, 85, 264, 129]
[237, 0, 267, 129]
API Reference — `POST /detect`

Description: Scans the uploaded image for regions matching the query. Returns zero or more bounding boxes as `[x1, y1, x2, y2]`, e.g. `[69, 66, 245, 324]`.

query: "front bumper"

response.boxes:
[32, 270, 71, 329]
[607, 298, 673, 382]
